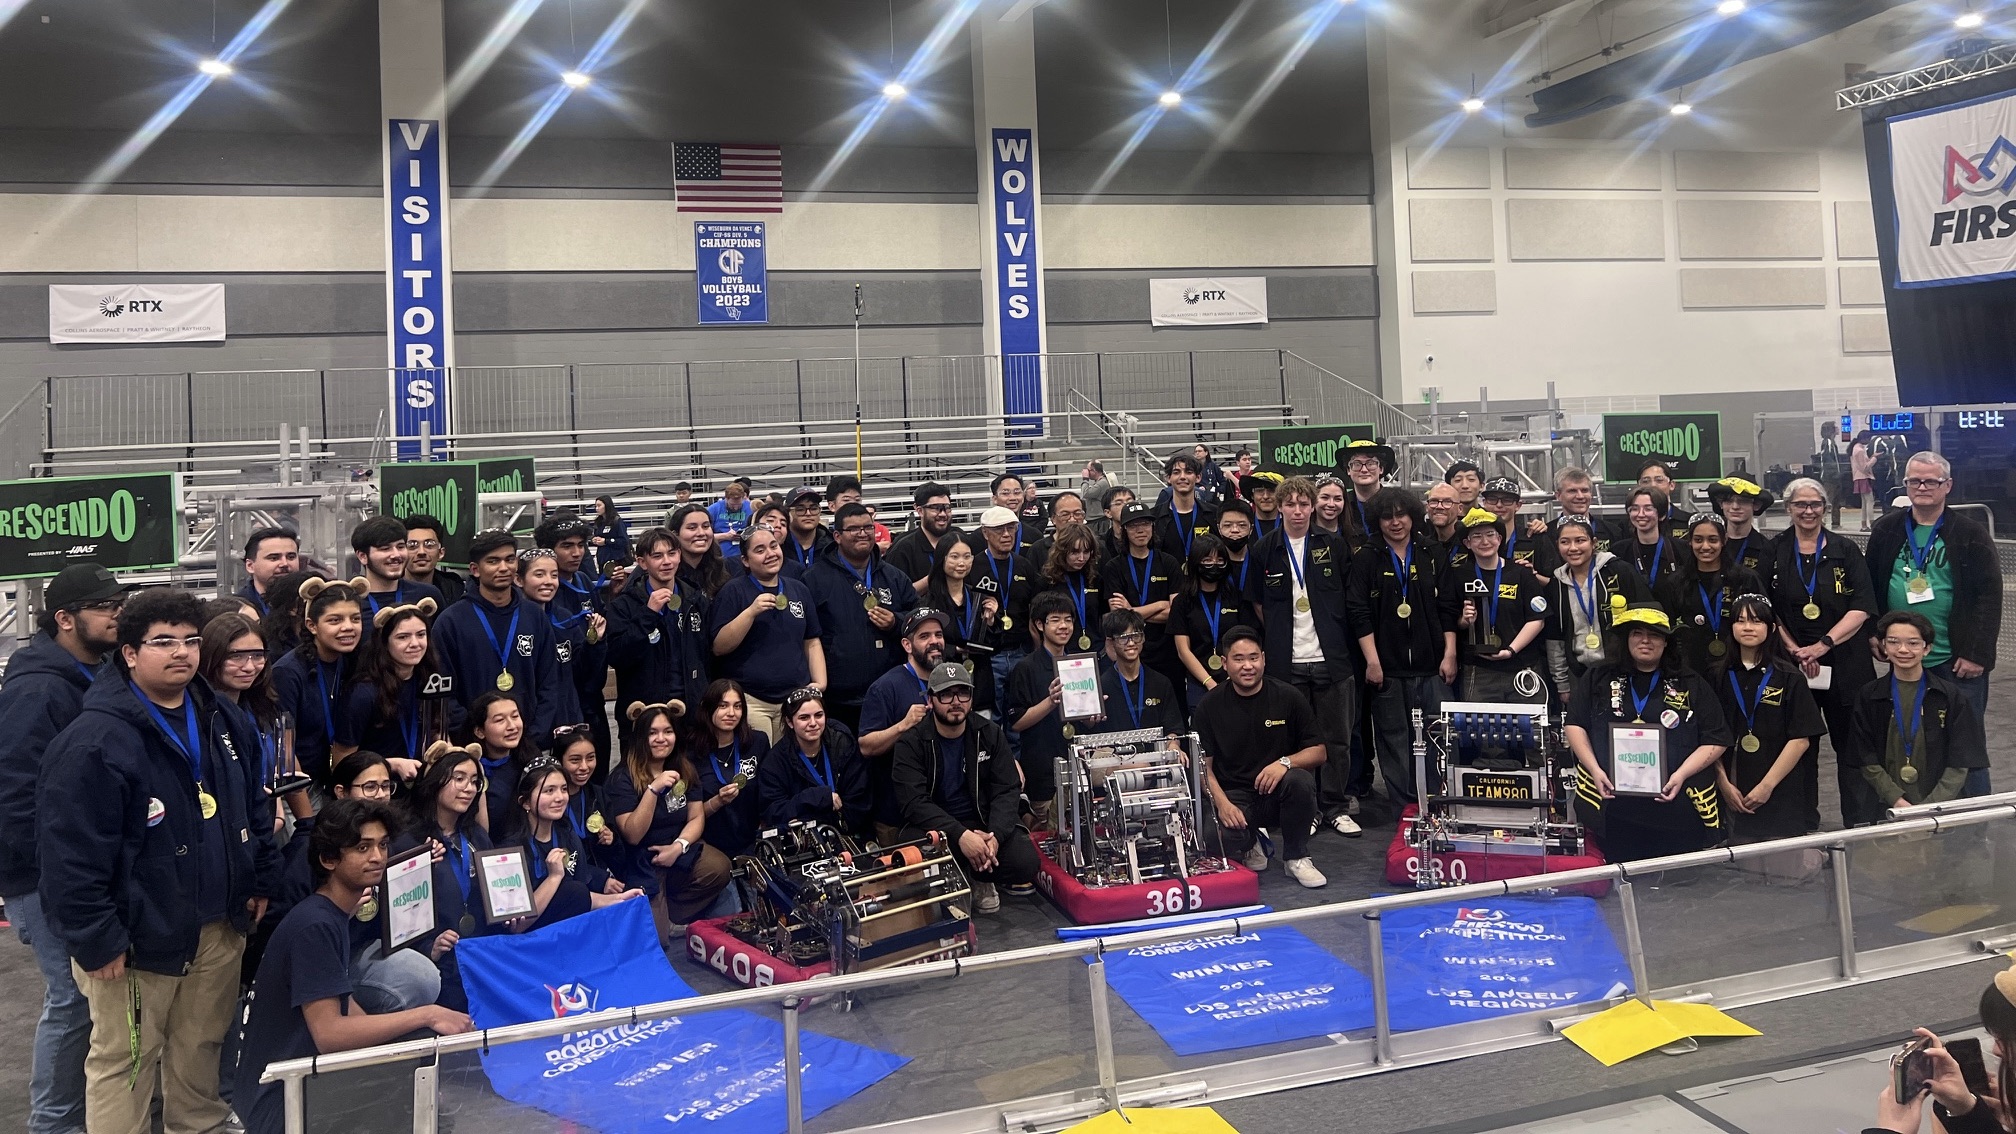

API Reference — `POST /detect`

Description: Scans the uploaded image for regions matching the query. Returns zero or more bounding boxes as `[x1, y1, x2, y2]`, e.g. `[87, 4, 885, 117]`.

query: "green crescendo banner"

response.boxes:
[380, 461, 480, 566]
[1601, 413, 1724, 482]
[1257, 424, 1378, 477]
[0, 472, 182, 580]
[476, 456, 538, 534]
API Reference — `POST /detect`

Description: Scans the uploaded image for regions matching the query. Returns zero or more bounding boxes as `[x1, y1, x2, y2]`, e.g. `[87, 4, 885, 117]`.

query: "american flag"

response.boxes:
[673, 142, 784, 213]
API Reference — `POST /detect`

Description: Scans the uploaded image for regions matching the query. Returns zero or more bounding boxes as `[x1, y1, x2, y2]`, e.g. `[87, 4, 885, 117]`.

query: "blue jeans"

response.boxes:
[991, 646, 1028, 755]
[1931, 660, 1992, 796]
[10, 890, 89, 1134]
[349, 942, 442, 1013]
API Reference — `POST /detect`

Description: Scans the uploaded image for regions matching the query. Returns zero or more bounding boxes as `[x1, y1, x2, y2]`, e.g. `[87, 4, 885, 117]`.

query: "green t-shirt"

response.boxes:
[1886, 529, 1955, 668]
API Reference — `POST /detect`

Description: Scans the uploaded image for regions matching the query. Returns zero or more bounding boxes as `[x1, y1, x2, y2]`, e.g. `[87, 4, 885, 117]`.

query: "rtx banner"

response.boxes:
[1888, 88, 2016, 287]
[49, 284, 225, 343]
[1149, 277, 1269, 327]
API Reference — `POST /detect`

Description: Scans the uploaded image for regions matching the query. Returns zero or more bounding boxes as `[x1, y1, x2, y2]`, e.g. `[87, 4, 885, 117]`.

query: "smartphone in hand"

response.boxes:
[1894, 1036, 1935, 1104]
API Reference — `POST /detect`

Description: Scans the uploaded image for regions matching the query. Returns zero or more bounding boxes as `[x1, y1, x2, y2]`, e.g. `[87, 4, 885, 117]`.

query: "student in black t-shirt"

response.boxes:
[512, 762, 643, 932]
[1006, 592, 1083, 827]
[1193, 626, 1328, 887]
[685, 679, 765, 861]
[234, 799, 472, 1134]
[1098, 609, 1184, 734]
[1099, 502, 1185, 706]
[554, 725, 616, 872]
[1709, 594, 1824, 842]
[705, 525, 826, 742]
[332, 600, 447, 782]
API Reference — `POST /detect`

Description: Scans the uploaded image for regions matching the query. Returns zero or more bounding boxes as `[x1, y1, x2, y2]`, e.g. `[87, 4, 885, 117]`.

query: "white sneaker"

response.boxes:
[1330, 813, 1363, 838]
[1285, 857, 1328, 888]
[974, 881, 1001, 913]
[1242, 842, 1268, 872]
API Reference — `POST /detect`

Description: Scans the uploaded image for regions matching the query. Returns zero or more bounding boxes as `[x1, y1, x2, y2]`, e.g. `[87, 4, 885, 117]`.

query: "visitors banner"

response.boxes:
[1256, 424, 1378, 477]
[0, 472, 181, 579]
[1601, 412, 1722, 482]
[1149, 277, 1269, 327]
[379, 461, 479, 565]
[49, 283, 226, 343]
[1099, 927, 1375, 1055]
[1887, 88, 2016, 287]
[456, 901, 907, 1133]
[1378, 896, 1633, 1032]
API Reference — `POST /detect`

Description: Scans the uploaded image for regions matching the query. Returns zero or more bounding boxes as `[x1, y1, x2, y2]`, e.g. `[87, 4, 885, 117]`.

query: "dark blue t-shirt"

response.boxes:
[859, 663, 930, 738]
[693, 738, 763, 857]
[938, 732, 977, 824]
[270, 650, 347, 781]
[704, 575, 823, 701]
[235, 893, 356, 1134]
[601, 763, 691, 890]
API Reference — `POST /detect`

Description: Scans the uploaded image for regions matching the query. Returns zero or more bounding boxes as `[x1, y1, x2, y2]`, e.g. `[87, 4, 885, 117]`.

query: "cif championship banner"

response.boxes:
[1888, 88, 2016, 288]
[1149, 277, 1269, 327]
[49, 284, 225, 343]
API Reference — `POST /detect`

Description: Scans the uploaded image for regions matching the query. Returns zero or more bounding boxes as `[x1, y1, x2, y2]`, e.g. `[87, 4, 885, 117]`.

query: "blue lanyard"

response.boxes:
[1474, 559, 1502, 629]
[1127, 553, 1155, 606]
[398, 687, 420, 760]
[446, 832, 474, 908]
[550, 603, 590, 631]
[1286, 536, 1309, 595]
[1567, 566, 1597, 631]
[1388, 542, 1414, 605]
[1648, 536, 1666, 580]
[1907, 514, 1946, 575]
[1201, 589, 1225, 648]
[76, 660, 97, 685]
[1066, 577, 1089, 631]
[1727, 533, 1751, 569]
[561, 571, 596, 601]
[841, 555, 875, 600]
[1173, 510, 1196, 558]
[475, 601, 522, 675]
[1504, 524, 1518, 560]
[1257, 516, 1280, 538]
[708, 738, 743, 789]
[135, 685, 204, 790]
[986, 552, 1014, 598]
[1626, 672, 1657, 722]
[1892, 675, 1930, 766]
[566, 791, 589, 840]
[313, 658, 339, 738]
[530, 832, 556, 881]
[1696, 582, 1724, 635]
[907, 663, 929, 698]
[367, 583, 404, 615]
[955, 591, 979, 640]
[1727, 668, 1771, 737]
[791, 537, 817, 567]
[797, 743, 835, 792]
[1118, 667, 1147, 729]
[1796, 530, 1828, 608]
[1231, 556, 1249, 592]
[1353, 498, 1371, 538]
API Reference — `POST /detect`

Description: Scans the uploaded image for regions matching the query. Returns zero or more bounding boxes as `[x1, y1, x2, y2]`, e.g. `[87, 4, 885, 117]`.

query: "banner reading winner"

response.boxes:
[0, 471, 180, 579]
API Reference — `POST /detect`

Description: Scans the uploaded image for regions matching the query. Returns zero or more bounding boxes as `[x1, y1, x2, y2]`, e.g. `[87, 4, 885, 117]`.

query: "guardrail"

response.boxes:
[262, 793, 2016, 1134]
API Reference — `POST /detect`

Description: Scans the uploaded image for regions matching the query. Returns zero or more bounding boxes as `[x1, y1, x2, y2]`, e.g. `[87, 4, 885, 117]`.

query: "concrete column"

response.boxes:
[971, 0, 1049, 435]
[381, 0, 455, 457]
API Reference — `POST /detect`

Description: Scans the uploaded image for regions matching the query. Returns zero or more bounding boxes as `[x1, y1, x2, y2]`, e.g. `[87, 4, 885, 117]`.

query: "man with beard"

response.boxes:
[857, 609, 950, 840]
[886, 482, 961, 594]
[890, 663, 1038, 913]
[352, 517, 443, 635]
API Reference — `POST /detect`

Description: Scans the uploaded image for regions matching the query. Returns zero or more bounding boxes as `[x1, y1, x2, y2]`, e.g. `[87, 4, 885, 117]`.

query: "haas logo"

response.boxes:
[547, 981, 598, 1018]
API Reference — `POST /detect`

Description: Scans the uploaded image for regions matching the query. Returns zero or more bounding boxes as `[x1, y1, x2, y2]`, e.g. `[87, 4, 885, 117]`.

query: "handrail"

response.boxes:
[262, 793, 2016, 1090]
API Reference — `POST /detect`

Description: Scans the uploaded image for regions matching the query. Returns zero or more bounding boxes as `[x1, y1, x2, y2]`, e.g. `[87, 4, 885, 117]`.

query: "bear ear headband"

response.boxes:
[1996, 963, 2016, 1005]
[423, 740, 481, 769]
[372, 597, 438, 630]
[625, 699, 687, 722]
[298, 576, 370, 603]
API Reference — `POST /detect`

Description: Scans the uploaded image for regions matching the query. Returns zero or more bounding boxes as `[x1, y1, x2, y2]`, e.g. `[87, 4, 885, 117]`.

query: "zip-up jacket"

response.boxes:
[1866, 507, 2001, 671]
[755, 722, 874, 835]
[805, 544, 916, 705]
[890, 715, 1020, 845]
[1243, 527, 1358, 673]
[0, 633, 101, 896]
[603, 569, 710, 715]
[433, 590, 562, 742]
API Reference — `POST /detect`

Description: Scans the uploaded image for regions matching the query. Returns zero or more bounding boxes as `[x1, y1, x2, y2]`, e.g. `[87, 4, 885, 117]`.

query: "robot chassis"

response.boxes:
[1399, 701, 1593, 890]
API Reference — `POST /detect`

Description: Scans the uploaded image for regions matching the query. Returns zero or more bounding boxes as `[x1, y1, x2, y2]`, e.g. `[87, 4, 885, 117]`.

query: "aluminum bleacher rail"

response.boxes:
[262, 795, 2016, 1134]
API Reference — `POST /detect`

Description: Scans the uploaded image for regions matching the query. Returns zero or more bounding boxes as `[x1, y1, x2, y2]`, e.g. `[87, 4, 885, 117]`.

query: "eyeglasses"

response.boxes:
[919, 503, 952, 513]
[1905, 478, 1949, 490]
[77, 597, 127, 613]
[402, 539, 442, 551]
[222, 649, 267, 668]
[1346, 458, 1383, 470]
[1788, 500, 1826, 510]
[349, 779, 394, 798]
[1108, 632, 1146, 646]
[930, 690, 973, 702]
[838, 525, 876, 537]
[1882, 637, 1928, 649]
[140, 635, 205, 653]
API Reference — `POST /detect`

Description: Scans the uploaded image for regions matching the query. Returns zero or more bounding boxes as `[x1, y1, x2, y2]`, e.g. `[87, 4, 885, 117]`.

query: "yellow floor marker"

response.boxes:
[1562, 999, 1760, 1067]
[1897, 904, 2000, 936]
[1064, 1106, 1243, 1132]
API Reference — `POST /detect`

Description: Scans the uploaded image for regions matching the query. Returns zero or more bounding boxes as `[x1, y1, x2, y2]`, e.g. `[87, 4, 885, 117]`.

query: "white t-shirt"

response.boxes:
[1287, 535, 1322, 664]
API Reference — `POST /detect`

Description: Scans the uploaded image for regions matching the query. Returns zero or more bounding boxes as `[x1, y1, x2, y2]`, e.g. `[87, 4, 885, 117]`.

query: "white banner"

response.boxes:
[1149, 276, 1268, 326]
[49, 284, 226, 343]
[1888, 89, 2016, 288]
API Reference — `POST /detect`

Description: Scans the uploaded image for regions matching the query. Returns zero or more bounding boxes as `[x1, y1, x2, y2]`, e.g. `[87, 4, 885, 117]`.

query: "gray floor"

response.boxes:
[4, 690, 2012, 1133]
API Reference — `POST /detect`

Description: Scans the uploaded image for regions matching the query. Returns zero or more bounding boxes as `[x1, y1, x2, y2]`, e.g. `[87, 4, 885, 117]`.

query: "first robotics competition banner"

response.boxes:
[1098, 897, 1630, 1055]
[456, 901, 905, 1132]
[1887, 87, 2016, 288]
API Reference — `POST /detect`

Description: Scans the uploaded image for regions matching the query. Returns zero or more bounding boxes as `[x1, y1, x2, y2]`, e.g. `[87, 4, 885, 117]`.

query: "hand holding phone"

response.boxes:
[1894, 1036, 1934, 1104]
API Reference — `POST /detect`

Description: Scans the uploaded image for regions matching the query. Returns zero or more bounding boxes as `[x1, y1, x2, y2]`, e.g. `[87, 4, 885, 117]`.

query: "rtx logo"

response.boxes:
[100, 297, 165, 317]
[1182, 287, 1229, 304]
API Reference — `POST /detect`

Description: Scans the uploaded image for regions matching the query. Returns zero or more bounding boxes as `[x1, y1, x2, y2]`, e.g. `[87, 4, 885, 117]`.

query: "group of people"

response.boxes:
[0, 437, 1998, 1134]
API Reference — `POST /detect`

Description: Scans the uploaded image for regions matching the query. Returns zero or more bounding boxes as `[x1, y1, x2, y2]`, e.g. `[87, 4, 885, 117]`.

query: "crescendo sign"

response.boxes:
[0, 472, 181, 580]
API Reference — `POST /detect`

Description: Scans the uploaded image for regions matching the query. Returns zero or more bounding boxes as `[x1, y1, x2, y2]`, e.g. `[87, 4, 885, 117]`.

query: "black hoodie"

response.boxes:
[0, 632, 102, 896]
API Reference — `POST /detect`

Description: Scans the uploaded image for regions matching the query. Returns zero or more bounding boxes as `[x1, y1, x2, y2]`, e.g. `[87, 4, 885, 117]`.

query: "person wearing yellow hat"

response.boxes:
[1564, 602, 1733, 862]
[1453, 507, 1548, 703]
[1542, 513, 1653, 699]
[1240, 470, 1285, 539]
[1706, 476, 1777, 576]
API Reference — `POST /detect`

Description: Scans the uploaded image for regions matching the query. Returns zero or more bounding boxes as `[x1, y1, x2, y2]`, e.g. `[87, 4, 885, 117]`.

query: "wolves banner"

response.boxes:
[457, 902, 906, 1132]
[1378, 897, 1632, 1032]
[1888, 88, 2016, 287]
[1100, 927, 1375, 1056]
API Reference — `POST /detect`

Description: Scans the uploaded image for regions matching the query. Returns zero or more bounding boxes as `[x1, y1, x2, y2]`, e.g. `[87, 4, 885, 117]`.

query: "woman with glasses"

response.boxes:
[332, 600, 451, 786]
[1849, 611, 1988, 815]
[1618, 487, 1682, 587]
[1654, 514, 1764, 678]
[1708, 595, 1824, 842]
[756, 688, 872, 836]
[510, 761, 643, 932]
[1765, 477, 1878, 828]
[270, 578, 366, 789]
[1170, 533, 1254, 706]
[398, 746, 494, 1011]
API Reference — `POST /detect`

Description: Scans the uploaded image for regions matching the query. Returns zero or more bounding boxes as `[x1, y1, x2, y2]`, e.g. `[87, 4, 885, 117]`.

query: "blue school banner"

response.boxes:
[1378, 896, 1633, 1032]
[1100, 927, 1376, 1056]
[457, 901, 905, 1131]
[695, 221, 768, 325]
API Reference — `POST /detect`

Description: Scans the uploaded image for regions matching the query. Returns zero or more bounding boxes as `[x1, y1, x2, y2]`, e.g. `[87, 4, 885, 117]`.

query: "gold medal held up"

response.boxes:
[586, 812, 606, 834]
[773, 593, 790, 611]
[862, 592, 880, 611]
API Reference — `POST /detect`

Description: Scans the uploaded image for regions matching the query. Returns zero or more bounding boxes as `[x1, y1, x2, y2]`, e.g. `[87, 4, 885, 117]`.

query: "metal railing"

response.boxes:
[263, 794, 2016, 1134]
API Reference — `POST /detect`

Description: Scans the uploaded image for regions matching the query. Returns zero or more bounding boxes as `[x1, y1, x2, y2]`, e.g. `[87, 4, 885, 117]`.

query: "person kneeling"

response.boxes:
[513, 762, 643, 932]
[890, 663, 1040, 913]
[234, 799, 474, 1134]
[1192, 626, 1328, 888]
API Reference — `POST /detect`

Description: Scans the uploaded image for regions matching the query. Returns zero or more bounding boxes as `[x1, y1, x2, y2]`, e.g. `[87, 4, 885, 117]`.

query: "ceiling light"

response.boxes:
[560, 70, 591, 88]
[1956, 9, 1986, 28]
[1461, 95, 1486, 112]
[197, 58, 233, 77]
[1159, 89, 1183, 107]
[1716, 0, 1745, 14]
[882, 81, 908, 100]
[1670, 100, 1694, 115]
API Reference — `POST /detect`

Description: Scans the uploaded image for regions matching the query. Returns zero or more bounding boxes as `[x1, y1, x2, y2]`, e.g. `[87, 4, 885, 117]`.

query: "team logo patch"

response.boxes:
[555, 641, 574, 664]
[647, 628, 662, 644]
[516, 634, 535, 657]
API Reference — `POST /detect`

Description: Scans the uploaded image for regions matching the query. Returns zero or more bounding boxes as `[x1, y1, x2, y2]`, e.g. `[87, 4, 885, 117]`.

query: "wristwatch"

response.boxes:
[1276, 757, 1292, 769]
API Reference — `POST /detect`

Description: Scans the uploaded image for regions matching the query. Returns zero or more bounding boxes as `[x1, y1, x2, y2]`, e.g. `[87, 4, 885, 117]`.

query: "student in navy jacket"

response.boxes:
[38, 588, 281, 1134]
[269, 577, 366, 786]
[805, 502, 918, 734]
[431, 529, 561, 747]
[538, 513, 614, 768]
[604, 525, 710, 744]
[756, 688, 873, 836]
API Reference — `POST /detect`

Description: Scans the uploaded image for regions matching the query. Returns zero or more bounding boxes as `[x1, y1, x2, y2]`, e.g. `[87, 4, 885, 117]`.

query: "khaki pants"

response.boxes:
[75, 920, 244, 1134]
[743, 696, 783, 744]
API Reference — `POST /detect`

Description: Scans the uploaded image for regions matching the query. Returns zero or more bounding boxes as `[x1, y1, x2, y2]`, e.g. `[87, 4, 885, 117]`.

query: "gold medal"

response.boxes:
[585, 623, 601, 645]
[586, 812, 605, 834]
[1899, 764, 1920, 784]
[496, 670, 515, 691]
[963, 659, 977, 676]
[459, 913, 477, 936]
[1000, 615, 1013, 630]
[1484, 633, 1500, 648]
[356, 894, 379, 922]
[1708, 639, 1726, 657]
[1207, 654, 1224, 671]
[863, 593, 880, 611]
[1908, 576, 1931, 595]
[1396, 602, 1413, 619]
[669, 592, 683, 610]
[1802, 602, 1821, 621]
[1077, 635, 1091, 651]
[1294, 596, 1311, 613]
[1740, 733, 1761, 753]
[1062, 723, 1076, 740]
[197, 790, 217, 820]
[1584, 632, 1602, 651]
[774, 593, 790, 611]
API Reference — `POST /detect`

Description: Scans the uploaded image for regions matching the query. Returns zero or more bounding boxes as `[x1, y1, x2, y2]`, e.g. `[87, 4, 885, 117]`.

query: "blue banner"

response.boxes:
[457, 901, 905, 1131]
[1100, 927, 1375, 1056]
[1379, 896, 1633, 1032]
[989, 128, 1043, 430]
[696, 221, 768, 325]
[387, 118, 451, 460]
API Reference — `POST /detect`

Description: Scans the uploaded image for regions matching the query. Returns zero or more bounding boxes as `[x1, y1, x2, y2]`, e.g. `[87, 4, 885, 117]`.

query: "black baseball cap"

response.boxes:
[903, 608, 950, 637]
[1120, 502, 1156, 526]
[47, 563, 135, 609]
[1481, 477, 1523, 500]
